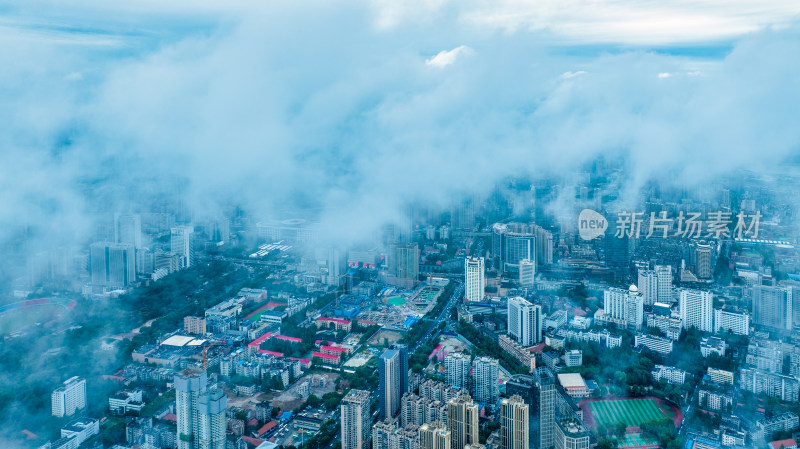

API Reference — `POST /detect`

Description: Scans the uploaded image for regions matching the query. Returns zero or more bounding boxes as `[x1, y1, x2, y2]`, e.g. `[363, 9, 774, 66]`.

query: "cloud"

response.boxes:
[0, 0, 798, 269]
[426, 45, 474, 68]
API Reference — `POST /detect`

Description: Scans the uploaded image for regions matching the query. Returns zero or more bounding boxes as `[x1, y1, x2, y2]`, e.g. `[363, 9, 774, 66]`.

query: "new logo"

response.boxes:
[578, 209, 607, 240]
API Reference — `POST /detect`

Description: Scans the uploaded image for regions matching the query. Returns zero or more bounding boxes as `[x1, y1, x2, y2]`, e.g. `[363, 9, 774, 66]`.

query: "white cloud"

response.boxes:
[425, 45, 473, 67]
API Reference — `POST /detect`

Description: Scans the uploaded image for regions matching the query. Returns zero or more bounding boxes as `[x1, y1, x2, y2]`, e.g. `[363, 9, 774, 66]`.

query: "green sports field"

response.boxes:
[588, 399, 666, 428]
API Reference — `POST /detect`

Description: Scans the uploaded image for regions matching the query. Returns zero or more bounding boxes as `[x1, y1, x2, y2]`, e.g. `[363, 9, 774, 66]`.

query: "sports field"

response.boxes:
[588, 398, 666, 428]
[387, 296, 406, 306]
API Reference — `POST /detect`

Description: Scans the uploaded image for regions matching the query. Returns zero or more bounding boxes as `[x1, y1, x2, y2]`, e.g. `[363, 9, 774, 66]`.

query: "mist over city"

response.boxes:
[2, 1, 800, 449]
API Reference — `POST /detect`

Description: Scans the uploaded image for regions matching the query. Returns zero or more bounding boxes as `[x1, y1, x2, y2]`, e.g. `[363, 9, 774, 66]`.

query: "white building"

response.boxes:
[465, 257, 485, 303]
[713, 307, 750, 336]
[60, 418, 99, 446]
[519, 259, 535, 289]
[679, 289, 713, 332]
[655, 265, 673, 303]
[638, 270, 658, 305]
[651, 365, 687, 385]
[342, 389, 372, 449]
[445, 352, 472, 390]
[700, 336, 727, 358]
[472, 357, 499, 404]
[175, 369, 227, 449]
[52, 377, 86, 418]
[602, 286, 644, 329]
[171, 225, 195, 269]
[508, 297, 543, 346]
[634, 333, 673, 354]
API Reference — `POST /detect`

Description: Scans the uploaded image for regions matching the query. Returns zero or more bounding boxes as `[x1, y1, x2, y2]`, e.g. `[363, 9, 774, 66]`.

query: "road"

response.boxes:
[411, 280, 463, 353]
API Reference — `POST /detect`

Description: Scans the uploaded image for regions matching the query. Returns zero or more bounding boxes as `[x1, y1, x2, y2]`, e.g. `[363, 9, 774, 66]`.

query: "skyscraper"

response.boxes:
[491, 223, 536, 273]
[500, 395, 529, 449]
[51, 377, 86, 417]
[519, 259, 535, 289]
[534, 367, 556, 449]
[447, 393, 479, 449]
[603, 212, 630, 277]
[379, 346, 409, 419]
[753, 286, 793, 331]
[472, 357, 499, 404]
[171, 226, 195, 269]
[679, 289, 713, 332]
[115, 213, 142, 248]
[175, 368, 227, 449]
[695, 243, 713, 279]
[90, 242, 136, 288]
[465, 257, 485, 302]
[655, 265, 673, 303]
[637, 270, 658, 305]
[388, 242, 420, 288]
[419, 421, 450, 449]
[508, 297, 543, 346]
[445, 352, 471, 390]
[342, 389, 372, 449]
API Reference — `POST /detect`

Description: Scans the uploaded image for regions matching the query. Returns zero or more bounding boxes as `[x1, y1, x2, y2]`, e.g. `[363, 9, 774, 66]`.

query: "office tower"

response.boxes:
[208, 216, 230, 244]
[501, 396, 529, 449]
[451, 198, 476, 231]
[465, 257, 485, 302]
[379, 346, 409, 419]
[602, 286, 644, 329]
[679, 289, 713, 332]
[519, 259, 535, 289]
[508, 297, 543, 346]
[51, 377, 86, 417]
[90, 242, 136, 288]
[492, 223, 537, 273]
[472, 357, 499, 404]
[655, 265, 673, 303]
[534, 367, 556, 449]
[695, 243, 713, 279]
[115, 213, 142, 248]
[175, 369, 227, 449]
[603, 212, 630, 277]
[388, 242, 420, 288]
[447, 393, 479, 449]
[171, 226, 195, 269]
[325, 248, 347, 287]
[713, 307, 750, 335]
[341, 389, 372, 449]
[445, 352, 471, 390]
[505, 375, 535, 414]
[419, 421, 450, 449]
[637, 270, 658, 305]
[753, 286, 793, 331]
[554, 417, 590, 449]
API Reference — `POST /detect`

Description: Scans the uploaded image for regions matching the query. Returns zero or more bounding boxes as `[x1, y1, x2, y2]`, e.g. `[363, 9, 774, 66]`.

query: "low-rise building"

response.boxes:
[557, 373, 588, 399]
[700, 336, 727, 358]
[651, 365, 687, 385]
[634, 333, 673, 354]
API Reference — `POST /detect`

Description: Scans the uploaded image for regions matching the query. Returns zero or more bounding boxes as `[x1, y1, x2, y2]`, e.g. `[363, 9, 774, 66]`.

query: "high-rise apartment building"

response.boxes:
[90, 242, 136, 288]
[175, 369, 227, 449]
[171, 226, 195, 269]
[679, 289, 713, 332]
[695, 243, 713, 279]
[379, 346, 409, 419]
[637, 270, 658, 305]
[447, 394, 479, 449]
[445, 352, 471, 390]
[500, 395, 529, 449]
[52, 377, 86, 417]
[655, 265, 673, 303]
[419, 421, 450, 449]
[472, 357, 499, 404]
[465, 257, 485, 302]
[341, 389, 372, 449]
[534, 367, 556, 449]
[519, 259, 535, 289]
[602, 286, 644, 329]
[508, 297, 543, 346]
[753, 286, 793, 331]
